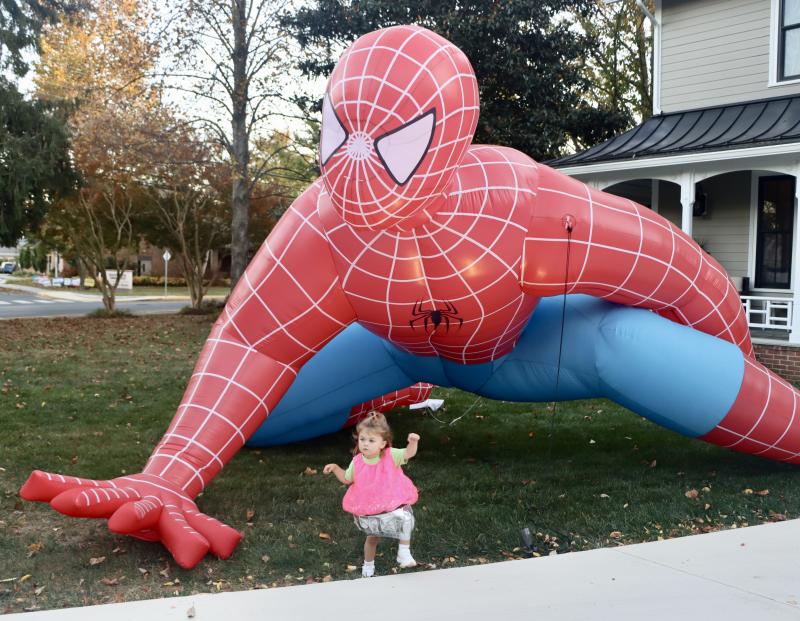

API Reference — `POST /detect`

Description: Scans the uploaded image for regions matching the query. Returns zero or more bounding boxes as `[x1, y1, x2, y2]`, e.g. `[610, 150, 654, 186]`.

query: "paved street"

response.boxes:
[0, 278, 195, 319]
[0, 290, 189, 318]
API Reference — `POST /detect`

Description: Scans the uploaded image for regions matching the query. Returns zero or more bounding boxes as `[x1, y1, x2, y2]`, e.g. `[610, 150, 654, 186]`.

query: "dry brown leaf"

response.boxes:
[261, 555, 270, 563]
[322, 575, 333, 583]
[743, 488, 754, 495]
[101, 577, 120, 586]
[318, 532, 331, 540]
[649, 460, 657, 468]
[345, 565, 357, 572]
[89, 556, 106, 566]
[685, 489, 699, 499]
[19, 575, 31, 583]
[34, 585, 45, 596]
[245, 509, 255, 522]
[26, 542, 44, 558]
[303, 467, 318, 476]
[609, 531, 622, 539]
[755, 489, 770, 496]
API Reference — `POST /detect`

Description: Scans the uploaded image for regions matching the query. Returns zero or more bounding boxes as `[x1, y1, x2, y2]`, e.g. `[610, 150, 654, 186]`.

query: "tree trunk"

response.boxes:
[229, 0, 250, 288]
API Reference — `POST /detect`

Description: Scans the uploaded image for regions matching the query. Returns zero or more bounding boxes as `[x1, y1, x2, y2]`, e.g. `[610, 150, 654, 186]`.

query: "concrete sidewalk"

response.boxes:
[8, 519, 800, 620]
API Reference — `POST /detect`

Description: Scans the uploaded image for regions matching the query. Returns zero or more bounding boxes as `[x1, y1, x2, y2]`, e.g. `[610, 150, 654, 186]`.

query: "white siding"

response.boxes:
[661, 0, 800, 112]
[691, 173, 751, 277]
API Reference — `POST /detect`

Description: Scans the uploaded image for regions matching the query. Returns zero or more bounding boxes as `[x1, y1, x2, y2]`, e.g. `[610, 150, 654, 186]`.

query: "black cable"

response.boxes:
[547, 217, 574, 458]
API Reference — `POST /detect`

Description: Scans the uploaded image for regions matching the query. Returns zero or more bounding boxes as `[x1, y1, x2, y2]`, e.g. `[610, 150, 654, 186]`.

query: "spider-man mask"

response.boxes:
[319, 25, 479, 230]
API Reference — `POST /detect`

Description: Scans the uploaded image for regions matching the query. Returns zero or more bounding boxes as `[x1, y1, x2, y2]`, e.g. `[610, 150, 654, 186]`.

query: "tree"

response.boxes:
[284, 0, 631, 161]
[0, 0, 79, 245]
[0, 82, 76, 244]
[140, 123, 231, 309]
[35, 0, 162, 311]
[162, 0, 295, 287]
[576, 0, 653, 131]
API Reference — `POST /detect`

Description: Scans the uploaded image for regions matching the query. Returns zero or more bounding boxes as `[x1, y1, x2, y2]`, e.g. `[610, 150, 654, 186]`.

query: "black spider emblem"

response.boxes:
[409, 300, 463, 333]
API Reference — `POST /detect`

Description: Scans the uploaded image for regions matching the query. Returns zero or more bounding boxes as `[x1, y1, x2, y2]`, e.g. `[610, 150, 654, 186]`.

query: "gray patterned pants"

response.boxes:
[353, 505, 415, 540]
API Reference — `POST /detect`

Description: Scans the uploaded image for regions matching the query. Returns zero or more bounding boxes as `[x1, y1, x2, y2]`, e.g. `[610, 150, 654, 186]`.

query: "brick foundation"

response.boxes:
[753, 343, 800, 383]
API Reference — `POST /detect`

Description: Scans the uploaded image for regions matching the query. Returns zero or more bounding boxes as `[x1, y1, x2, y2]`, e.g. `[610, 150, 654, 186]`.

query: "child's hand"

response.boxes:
[407, 433, 420, 443]
[323, 464, 339, 474]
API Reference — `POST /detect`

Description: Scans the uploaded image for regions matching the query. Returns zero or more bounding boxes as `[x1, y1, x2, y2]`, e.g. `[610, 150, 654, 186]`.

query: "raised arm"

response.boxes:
[521, 164, 752, 356]
[21, 182, 357, 567]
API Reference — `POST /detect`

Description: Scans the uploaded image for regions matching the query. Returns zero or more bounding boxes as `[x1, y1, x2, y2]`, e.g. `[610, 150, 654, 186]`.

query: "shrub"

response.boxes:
[87, 308, 134, 319]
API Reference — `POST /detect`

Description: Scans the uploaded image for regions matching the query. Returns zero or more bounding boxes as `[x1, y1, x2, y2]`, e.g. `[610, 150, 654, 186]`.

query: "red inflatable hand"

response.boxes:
[20, 470, 242, 569]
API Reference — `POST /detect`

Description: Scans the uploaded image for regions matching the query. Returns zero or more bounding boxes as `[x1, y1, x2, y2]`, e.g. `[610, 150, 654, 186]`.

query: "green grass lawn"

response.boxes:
[1, 315, 799, 613]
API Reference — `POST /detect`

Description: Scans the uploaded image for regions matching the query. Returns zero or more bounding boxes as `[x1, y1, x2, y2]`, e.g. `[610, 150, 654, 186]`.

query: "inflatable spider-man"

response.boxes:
[21, 25, 800, 569]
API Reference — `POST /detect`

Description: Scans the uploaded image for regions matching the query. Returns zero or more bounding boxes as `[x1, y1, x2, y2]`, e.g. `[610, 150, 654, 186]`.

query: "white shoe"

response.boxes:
[396, 552, 417, 568]
[362, 563, 375, 578]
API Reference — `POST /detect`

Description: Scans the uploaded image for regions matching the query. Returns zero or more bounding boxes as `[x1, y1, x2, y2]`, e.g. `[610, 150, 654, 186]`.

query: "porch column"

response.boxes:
[790, 166, 800, 344]
[679, 172, 695, 237]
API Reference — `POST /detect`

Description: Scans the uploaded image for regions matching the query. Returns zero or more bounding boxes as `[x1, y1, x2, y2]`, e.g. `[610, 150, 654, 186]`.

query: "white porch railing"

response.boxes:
[741, 296, 793, 331]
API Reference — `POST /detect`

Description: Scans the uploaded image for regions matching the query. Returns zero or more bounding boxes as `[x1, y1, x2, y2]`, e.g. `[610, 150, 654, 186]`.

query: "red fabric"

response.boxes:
[700, 357, 800, 463]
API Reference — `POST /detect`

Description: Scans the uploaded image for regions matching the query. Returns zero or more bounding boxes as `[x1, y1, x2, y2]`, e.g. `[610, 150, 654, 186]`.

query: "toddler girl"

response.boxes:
[323, 411, 420, 578]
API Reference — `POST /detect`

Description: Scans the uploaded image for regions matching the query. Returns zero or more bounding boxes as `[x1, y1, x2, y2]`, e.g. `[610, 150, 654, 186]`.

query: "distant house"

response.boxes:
[551, 0, 800, 377]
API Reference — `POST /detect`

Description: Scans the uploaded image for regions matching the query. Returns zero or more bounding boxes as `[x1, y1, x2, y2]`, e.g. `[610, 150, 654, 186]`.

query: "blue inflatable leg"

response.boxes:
[248, 295, 747, 447]
[473, 295, 745, 438]
[246, 324, 419, 447]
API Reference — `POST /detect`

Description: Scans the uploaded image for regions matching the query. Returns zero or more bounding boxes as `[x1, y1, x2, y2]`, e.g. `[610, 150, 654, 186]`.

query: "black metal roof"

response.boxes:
[551, 95, 800, 167]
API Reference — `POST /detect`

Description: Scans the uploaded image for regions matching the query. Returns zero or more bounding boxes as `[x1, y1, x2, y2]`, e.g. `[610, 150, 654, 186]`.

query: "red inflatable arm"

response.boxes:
[21, 184, 355, 568]
[521, 166, 752, 357]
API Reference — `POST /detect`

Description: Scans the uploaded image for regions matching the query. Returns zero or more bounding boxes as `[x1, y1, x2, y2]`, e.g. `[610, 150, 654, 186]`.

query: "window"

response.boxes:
[755, 176, 796, 289]
[780, 0, 800, 80]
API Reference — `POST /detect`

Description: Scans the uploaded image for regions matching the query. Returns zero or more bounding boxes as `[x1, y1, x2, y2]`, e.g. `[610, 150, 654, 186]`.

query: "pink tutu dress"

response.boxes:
[343, 448, 418, 516]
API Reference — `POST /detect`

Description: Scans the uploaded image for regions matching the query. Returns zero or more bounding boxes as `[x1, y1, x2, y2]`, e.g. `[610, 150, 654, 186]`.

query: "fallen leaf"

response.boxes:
[159, 568, 170, 578]
[609, 531, 622, 539]
[245, 509, 255, 522]
[26, 542, 43, 558]
[19, 575, 32, 584]
[261, 555, 270, 563]
[34, 585, 45, 596]
[89, 556, 106, 566]
[599, 493, 610, 499]
[318, 532, 331, 540]
[685, 489, 699, 499]
[755, 489, 769, 496]
[345, 565, 357, 572]
[101, 577, 120, 586]
[322, 575, 333, 583]
[303, 467, 318, 476]
[704, 503, 711, 510]
[649, 460, 657, 468]
[743, 488, 754, 495]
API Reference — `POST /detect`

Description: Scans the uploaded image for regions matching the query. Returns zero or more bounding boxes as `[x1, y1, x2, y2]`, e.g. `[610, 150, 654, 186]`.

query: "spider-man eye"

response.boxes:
[375, 109, 436, 186]
[320, 92, 348, 166]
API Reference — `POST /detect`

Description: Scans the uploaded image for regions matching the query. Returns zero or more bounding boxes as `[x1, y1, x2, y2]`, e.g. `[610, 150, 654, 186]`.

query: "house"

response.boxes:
[551, 0, 800, 379]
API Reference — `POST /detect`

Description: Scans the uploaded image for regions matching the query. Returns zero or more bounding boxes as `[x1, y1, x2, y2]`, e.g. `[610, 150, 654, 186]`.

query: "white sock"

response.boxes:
[397, 544, 416, 567]
[362, 560, 375, 578]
